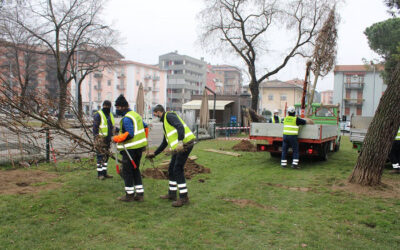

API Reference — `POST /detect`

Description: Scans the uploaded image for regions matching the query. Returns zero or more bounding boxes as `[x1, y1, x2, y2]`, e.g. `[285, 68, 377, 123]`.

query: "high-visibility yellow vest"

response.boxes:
[97, 110, 115, 137]
[163, 111, 196, 150]
[396, 127, 400, 140]
[117, 111, 147, 151]
[272, 116, 281, 124]
[283, 116, 299, 135]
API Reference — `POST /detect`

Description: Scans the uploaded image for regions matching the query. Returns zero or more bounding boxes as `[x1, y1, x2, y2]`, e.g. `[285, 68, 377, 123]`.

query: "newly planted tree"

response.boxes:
[307, 6, 338, 115]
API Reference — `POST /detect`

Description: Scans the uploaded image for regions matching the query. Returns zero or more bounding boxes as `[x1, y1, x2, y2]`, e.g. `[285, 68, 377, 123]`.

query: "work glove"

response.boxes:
[175, 141, 184, 153]
[145, 152, 155, 159]
[112, 132, 129, 143]
[183, 139, 195, 151]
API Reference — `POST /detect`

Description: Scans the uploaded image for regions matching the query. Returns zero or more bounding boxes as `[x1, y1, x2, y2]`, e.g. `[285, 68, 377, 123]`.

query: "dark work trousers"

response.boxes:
[168, 145, 193, 198]
[389, 140, 400, 168]
[121, 148, 144, 196]
[96, 137, 111, 176]
[281, 135, 299, 167]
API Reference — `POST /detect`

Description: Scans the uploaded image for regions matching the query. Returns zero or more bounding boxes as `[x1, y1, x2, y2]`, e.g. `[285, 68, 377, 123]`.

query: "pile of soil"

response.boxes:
[232, 140, 257, 152]
[0, 169, 60, 195]
[142, 159, 210, 180]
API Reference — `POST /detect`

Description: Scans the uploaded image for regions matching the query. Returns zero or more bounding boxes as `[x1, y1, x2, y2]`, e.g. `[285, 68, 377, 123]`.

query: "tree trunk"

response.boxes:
[57, 81, 68, 124]
[307, 68, 320, 116]
[78, 86, 83, 120]
[348, 67, 400, 186]
[249, 79, 259, 111]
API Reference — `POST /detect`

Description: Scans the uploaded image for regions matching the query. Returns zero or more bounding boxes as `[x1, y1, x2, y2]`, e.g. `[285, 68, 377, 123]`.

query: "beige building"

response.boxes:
[259, 80, 303, 115]
[212, 65, 242, 95]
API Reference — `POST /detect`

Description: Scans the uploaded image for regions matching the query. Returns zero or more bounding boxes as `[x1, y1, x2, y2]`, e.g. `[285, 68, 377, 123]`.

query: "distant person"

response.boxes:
[389, 126, 400, 174]
[281, 106, 313, 169]
[112, 95, 148, 202]
[93, 100, 114, 180]
[269, 109, 282, 123]
[146, 105, 196, 207]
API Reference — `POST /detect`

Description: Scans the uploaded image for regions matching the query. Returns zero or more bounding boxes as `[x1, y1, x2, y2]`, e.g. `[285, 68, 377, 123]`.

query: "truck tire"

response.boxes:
[319, 143, 328, 161]
[270, 152, 281, 158]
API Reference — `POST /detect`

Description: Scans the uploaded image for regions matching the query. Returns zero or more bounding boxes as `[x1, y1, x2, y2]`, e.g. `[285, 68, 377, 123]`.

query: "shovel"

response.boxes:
[114, 145, 120, 174]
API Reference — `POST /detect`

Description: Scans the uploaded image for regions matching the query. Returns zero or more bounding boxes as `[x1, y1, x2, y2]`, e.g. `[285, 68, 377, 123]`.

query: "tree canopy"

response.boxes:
[364, 18, 400, 78]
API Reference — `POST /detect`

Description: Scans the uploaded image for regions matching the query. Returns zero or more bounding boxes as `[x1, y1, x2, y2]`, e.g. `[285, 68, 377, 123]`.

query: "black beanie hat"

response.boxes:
[115, 94, 128, 107]
[103, 100, 111, 107]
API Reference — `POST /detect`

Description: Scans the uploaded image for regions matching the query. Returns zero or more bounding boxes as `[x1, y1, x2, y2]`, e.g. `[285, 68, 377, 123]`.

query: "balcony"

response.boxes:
[94, 72, 103, 78]
[94, 85, 102, 91]
[152, 75, 160, 81]
[345, 83, 364, 89]
[117, 73, 126, 79]
[144, 74, 152, 80]
[344, 98, 364, 106]
[152, 87, 160, 92]
[144, 86, 152, 92]
[117, 84, 125, 90]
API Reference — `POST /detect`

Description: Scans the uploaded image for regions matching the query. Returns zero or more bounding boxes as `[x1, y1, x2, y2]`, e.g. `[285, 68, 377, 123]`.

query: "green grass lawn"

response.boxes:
[1, 137, 399, 249]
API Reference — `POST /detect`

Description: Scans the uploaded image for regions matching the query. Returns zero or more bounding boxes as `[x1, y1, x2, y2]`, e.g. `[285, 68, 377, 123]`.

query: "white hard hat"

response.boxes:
[287, 106, 295, 113]
[273, 109, 279, 114]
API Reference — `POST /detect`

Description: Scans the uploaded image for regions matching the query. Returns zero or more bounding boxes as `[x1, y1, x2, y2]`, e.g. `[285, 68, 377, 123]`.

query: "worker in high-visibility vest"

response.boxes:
[389, 126, 400, 174]
[269, 109, 282, 123]
[112, 95, 148, 202]
[281, 106, 312, 169]
[93, 100, 114, 180]
[146, 105, 196, 207]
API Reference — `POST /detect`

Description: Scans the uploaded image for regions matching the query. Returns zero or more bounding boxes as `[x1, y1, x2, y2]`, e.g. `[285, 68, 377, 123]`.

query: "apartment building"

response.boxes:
[212, 65, 242, 95]
[81, 60, 167, 118]
[159, 51, 207, 112]
[259, 80, 303, 115]
[321, 90, 333, 105]
[333, 65, 385, 120]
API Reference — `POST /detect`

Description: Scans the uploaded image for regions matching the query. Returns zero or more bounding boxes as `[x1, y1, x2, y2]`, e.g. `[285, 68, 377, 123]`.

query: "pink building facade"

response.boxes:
[321, 90, 333, 105]
[81, 60, 167, 118]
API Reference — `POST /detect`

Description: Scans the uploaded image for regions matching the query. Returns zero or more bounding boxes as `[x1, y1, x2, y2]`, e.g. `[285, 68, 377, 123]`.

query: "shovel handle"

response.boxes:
[123, 144, 137, 169]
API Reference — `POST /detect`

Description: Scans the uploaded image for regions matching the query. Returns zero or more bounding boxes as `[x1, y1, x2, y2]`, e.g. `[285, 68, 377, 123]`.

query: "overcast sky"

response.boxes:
[103, 0, 391, 91]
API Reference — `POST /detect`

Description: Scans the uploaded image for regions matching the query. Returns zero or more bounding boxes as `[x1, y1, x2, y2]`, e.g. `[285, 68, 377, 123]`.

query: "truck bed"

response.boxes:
[350, 129, 367, 142]
[250, 123, 338, 140]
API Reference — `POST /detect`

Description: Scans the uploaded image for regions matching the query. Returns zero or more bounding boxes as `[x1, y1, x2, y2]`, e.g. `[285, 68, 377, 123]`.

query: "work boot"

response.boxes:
[104, 174, 113, 179]
[172, 197, 189, 207]
[117, 193, 135, 202]
[134, 195, 144, 202]
[160, 194, 177, 201]
[98, 175, 105, 180]
[291, 165, 300, 169]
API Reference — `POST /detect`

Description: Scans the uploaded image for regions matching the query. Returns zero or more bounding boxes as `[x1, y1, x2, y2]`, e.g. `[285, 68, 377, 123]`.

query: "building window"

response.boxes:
[107, 80, 111, 86]
[356, 107, 362, 116]
[268, 94, 273, 101]
[136, 80, 139, 86]
[280, 94, 287, 101]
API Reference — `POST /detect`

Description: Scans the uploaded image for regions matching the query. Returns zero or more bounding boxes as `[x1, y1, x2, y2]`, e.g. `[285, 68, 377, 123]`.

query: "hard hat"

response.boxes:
[273, 109, 279, 114]
[287, 106, 295, 113]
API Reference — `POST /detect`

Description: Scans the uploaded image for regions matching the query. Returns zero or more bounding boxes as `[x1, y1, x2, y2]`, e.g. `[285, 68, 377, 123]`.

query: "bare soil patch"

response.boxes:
[221, 198, 276, 210]
[332, 177, 400, 199]
[232, 140, 257, 152]
[263, 182, 312, 192]
[142, 159, 211, 180]
[0, 169, 61, 195]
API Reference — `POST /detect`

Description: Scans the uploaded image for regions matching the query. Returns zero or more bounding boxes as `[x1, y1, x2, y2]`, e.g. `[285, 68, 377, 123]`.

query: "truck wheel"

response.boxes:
[270, 152, 281, 158]
[319, 143, 328, 161]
